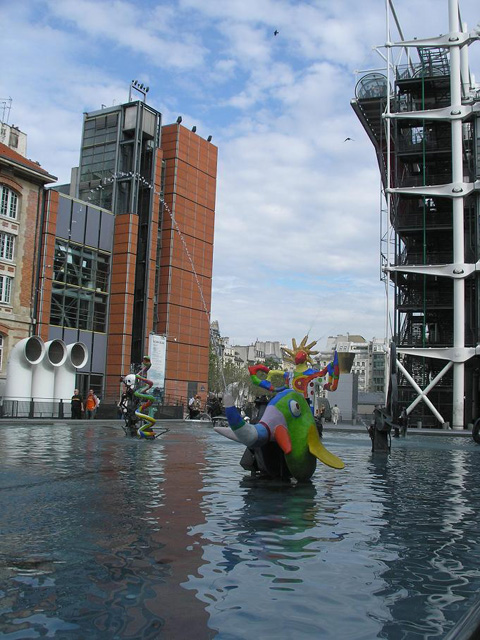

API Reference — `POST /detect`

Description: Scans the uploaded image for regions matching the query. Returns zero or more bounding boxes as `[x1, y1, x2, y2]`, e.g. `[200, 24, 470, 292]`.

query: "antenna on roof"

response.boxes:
[0, 97, 12, 125]
[129, 80, 150, 103]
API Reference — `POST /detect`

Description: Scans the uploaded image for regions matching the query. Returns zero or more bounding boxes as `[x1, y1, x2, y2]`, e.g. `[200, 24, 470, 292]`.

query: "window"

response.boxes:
[9, 132, 19, 148]
[53, 241, 110, 291]
[0, 232, 15, 261]
[0, 186, 18, 219]
[51, 240, 110, 332]
[50, 286, 108, 332]
[0, 275, 12, 303]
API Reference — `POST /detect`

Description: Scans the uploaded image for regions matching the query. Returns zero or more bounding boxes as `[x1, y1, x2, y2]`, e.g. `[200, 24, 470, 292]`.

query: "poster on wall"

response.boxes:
[148, 333, 167, 400]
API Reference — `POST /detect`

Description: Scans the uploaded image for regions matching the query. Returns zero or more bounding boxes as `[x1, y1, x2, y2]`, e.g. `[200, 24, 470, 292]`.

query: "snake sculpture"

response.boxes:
[119, 356, 158, 439]
[134, 356, 157, 439]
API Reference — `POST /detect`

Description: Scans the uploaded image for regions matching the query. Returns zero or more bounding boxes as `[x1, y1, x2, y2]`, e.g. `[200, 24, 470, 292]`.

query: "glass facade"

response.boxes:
[77, 102, 162, 366]
[49, 194, 113, 341]
[51, 240, 110, 332]
[78, 103, 161, 218]
[78, 113, 119, 210]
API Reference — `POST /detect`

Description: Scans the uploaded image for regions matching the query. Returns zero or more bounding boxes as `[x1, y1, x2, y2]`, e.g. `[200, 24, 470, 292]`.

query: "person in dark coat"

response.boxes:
[71, 389, 84, 419]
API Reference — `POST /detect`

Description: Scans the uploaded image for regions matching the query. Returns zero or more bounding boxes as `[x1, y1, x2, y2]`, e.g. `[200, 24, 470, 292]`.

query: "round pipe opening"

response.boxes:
[24, 336, 45, 365]
[69, 342, 88, 369]
[47, 340, 67, 366]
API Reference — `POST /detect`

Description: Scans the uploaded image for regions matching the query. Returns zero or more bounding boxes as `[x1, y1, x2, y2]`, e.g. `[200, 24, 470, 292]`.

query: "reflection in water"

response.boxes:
[1, 426, 480, 639]
[366, 440, 480, 639]
[186, 434, 480, 639]
[1, 423, 215, 639]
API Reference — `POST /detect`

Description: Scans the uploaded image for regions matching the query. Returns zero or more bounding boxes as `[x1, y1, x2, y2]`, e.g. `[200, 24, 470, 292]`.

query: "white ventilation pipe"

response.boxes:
[4, 336, 46, 400]
[31, 339, 67, 401]
[54, 342, 89, 402]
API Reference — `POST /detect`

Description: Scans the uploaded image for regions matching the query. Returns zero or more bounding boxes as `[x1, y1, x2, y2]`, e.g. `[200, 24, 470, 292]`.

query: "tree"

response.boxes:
[208, 346, 261, 405]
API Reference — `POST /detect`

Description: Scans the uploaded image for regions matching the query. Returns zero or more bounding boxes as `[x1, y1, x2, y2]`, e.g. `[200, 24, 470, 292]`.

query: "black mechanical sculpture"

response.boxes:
[368, 342, 404, 453]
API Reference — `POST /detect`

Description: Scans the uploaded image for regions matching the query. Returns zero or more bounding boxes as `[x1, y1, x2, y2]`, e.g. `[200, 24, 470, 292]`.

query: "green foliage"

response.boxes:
[264, 356, 282, 370]
[208, 346, 263, 404]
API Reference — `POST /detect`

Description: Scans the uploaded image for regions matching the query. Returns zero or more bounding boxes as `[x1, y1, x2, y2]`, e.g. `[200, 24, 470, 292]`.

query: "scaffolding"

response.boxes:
[351, 0, 480, 429]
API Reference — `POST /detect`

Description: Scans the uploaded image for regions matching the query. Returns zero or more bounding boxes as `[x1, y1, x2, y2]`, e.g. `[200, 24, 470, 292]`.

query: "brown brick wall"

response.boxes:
[0, 165, 52, 387]
[157, 125, 217, 401]
[104, 213, 139, 401]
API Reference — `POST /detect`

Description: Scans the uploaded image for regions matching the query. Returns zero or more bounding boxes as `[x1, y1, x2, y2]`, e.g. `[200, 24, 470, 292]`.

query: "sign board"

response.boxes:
[148, 334, 167, 399]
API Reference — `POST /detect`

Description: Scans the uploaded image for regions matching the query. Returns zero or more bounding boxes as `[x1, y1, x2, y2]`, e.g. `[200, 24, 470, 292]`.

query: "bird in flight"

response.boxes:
[344, 137, 354, 142]
[274, 30, 279, 36]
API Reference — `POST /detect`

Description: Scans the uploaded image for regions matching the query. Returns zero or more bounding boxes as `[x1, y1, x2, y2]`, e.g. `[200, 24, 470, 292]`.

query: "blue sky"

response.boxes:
[1, 0, 479, 347]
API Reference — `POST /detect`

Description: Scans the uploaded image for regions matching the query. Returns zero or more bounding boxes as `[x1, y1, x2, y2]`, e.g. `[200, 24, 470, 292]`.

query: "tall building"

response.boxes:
[0, 136, 56, 394]
[232, 340, 284, 367]
[35, 87, 217, 403]
[352, 1, 479, 428]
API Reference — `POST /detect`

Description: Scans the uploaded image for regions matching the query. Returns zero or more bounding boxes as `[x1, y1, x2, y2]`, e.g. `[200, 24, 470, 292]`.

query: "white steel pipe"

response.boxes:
[54, 342, 89, 402]
[31, 339, 67, 401]
[4, 336, 46, 400]
[449, 0, 466, 429]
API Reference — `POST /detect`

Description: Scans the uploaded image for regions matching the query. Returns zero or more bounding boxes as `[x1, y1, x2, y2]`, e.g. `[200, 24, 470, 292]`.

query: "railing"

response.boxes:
[0, 398, 185, 420]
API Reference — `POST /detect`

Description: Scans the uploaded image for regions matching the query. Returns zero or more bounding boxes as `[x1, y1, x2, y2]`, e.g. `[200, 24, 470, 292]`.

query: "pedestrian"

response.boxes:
[331, 404, 340, 425]
[71, 388, 83, 419]
[207, 393, 223, 418]
[314, 407, 324, 438]
[85, 389, 100, 419]
[188, 394, 201, 419]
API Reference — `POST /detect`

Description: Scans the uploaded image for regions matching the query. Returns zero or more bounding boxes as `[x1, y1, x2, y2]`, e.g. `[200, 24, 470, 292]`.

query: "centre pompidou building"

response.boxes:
[352, 1, 480, 429]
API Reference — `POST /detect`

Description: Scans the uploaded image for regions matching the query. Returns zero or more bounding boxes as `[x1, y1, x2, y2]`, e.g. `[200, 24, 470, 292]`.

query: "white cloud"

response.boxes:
[2, 0, 479, 347]
[45, 0, 207, 69]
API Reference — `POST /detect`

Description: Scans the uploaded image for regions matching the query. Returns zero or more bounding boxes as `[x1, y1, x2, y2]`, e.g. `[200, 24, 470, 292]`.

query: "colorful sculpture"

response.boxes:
[214, 390, 344, 482]
[283, 335, 340, 395]
[214, 335, 344, 481]
[248, 335, 339, 400]
[119, 356, 158, 439]
[135, 356, 157, 439]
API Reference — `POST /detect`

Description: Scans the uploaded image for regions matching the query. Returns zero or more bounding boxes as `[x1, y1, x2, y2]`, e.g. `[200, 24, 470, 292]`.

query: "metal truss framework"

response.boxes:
[383, 0, 480, 428]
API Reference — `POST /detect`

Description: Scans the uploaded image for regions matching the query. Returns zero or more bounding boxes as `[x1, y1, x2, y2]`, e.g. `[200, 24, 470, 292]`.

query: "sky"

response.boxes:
[1, 0, 479, 349]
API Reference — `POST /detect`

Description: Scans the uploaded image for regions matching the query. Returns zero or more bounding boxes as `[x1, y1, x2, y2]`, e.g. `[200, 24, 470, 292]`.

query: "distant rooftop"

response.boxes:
[0, 142, 57, 183]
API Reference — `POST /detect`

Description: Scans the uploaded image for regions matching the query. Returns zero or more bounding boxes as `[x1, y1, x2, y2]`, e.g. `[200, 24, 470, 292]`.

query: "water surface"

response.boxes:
[1, 423, 479, 639]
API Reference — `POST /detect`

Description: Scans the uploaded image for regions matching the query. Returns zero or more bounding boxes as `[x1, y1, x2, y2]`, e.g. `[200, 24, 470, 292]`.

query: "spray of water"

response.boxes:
[87, 173, 228, 392]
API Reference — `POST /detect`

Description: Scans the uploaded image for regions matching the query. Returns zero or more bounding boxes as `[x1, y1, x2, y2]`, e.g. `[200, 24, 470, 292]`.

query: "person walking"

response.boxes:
[188, 394, 201, 419]
[331, 404, 340, 425]
[85, 389, 100, 419]
[71, 389, 84, 419]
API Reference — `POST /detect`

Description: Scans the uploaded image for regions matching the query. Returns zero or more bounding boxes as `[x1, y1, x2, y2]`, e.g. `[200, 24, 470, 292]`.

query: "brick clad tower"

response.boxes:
[104, 212, 139, 398]
[27, 92, 217, 405]
[158, 123, 217, 401]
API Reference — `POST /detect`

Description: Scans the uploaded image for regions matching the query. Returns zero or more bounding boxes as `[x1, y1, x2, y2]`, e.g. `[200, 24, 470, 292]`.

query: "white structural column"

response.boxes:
[449, 0, 466, 429]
